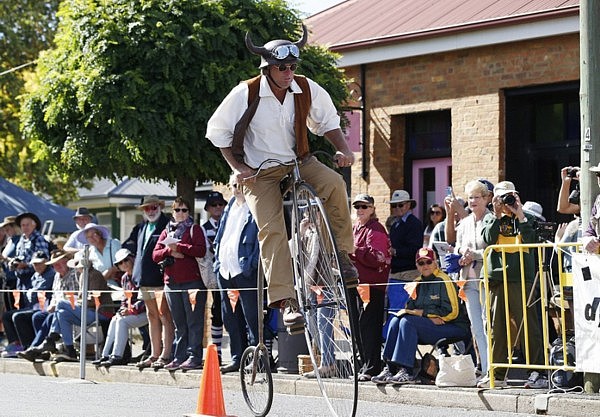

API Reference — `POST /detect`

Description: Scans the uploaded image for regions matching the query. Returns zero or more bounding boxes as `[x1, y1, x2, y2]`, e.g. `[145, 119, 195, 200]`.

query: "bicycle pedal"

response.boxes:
[286, 323, 305, 336]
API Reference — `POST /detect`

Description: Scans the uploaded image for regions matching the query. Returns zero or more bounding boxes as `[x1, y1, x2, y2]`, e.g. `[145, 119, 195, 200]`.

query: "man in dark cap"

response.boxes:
[206, 26, 358, 334]
[64, 207, 95, 253]
[202, 190, 226, 364]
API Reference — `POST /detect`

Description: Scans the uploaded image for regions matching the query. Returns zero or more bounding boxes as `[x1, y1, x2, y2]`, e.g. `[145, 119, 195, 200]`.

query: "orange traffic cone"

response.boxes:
[185, 343, 236, 417]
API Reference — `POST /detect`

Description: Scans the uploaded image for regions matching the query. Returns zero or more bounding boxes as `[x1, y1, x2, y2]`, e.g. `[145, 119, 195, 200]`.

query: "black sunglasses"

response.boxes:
[353, 204, 372, 210]
[390, 203, 406, 209]
[173, 208, 189, 213]
[210, 203, 225, 207]
[276, 63, 298, 72]
[417, 259, 434, 266]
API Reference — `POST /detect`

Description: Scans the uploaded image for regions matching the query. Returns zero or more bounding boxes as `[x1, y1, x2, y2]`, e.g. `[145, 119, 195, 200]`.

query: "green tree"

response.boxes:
[0, 0, 83, 204]
[21, 0, 348, 211]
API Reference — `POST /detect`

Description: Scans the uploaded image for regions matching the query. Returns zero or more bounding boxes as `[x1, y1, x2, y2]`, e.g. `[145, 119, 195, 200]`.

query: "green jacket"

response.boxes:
[481, 212, 536, 283]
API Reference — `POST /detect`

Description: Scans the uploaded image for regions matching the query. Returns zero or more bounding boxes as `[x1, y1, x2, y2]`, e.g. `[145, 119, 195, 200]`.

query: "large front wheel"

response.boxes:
[291, 183, 358, 417]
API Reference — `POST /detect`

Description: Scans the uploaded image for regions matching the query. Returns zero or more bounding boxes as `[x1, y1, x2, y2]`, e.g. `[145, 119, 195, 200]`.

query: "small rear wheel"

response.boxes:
[240, 345, 273, 417]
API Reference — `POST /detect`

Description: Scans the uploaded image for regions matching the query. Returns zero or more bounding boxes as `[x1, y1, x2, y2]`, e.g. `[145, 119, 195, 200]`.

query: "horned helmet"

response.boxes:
[245, 25, 308, 68]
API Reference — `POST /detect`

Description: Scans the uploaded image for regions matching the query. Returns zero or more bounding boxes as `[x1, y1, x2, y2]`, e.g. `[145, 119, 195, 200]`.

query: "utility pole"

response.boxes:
[579, 0, 600, 394]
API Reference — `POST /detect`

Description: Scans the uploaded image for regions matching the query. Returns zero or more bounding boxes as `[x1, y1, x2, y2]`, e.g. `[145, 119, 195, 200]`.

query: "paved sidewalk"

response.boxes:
[0, 356, 597, 417]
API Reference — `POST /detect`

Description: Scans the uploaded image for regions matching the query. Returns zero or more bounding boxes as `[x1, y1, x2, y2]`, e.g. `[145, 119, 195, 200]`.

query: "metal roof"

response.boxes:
[305, 0, 579, 50]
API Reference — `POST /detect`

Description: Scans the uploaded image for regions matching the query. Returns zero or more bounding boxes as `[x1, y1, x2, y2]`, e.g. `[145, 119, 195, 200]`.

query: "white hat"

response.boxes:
[76, 223, 111, 244]
[523, 201, 545, 222]
[493, 181, 518, 197]
[388, 190, 416, 209]
[113, 248, 132, 265]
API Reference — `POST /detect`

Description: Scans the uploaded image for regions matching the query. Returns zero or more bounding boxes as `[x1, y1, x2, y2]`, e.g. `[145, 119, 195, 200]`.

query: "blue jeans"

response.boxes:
[51, 300, 98, 346]
[463, 279, 488, 374]
[164, 280, 207, 362]
[218, 272, 259, 366]
[30, 311, 51, 347]
[383, 314, 469, 369]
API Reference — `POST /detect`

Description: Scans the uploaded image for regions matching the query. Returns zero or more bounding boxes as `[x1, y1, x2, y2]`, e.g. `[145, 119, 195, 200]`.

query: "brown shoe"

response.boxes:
[280, 298, 305, 335]
[338, 251, 359, 288]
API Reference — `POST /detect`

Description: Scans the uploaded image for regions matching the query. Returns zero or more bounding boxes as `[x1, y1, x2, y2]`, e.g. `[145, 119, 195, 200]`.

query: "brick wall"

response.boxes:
[343, 33, 579, 207]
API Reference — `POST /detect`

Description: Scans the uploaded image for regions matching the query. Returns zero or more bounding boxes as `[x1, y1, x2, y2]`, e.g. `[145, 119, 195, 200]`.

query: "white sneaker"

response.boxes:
[477, 375, 508, 388]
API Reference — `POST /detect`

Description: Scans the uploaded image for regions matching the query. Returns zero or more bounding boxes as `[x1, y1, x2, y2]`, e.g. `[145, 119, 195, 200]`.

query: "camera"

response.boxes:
[9, 256, 24, 271]
[501, 193, 516, 206]
[568, 184, 580, 205]
[566, 167, 579, 178]
[535, 221, 557, 243]
[158, 256, 175, 273]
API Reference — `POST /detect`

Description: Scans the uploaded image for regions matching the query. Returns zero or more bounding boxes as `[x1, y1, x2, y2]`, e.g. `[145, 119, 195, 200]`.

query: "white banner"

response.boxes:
[572, 254, 600, 373]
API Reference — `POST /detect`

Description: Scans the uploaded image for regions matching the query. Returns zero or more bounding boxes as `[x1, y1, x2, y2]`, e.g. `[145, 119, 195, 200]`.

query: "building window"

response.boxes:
[406, 110, 451, 158]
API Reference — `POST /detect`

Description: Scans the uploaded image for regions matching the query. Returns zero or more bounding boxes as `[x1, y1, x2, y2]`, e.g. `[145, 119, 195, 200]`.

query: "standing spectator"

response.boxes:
[213, 178, 260, 374]
[1, 251, 55, 357]
[423, 204, 446, 247]
[454, 180, 491, 378]
[12, 212, 50, 292]
[76, 223, 122, 285]
[202, 191, 227, 365]
[122, 195, 173, 370]
[206, 26, 358, 335]
[387, 190, 423, 281]
[153, 197, 207, 371]
[95, 249, 148, 367]
[63, 207, 95, 253]
[371, 248, 469, 384]
[0, 215, 19, 340]
[18, 251, 79, 362]
[350, 194, 391, 382]
[479, 181, 546, 389]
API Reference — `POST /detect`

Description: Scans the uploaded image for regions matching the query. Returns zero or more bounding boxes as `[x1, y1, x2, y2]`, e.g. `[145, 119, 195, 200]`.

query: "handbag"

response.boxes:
[190, 225, 218, 290]
[435, 354, 477, 387]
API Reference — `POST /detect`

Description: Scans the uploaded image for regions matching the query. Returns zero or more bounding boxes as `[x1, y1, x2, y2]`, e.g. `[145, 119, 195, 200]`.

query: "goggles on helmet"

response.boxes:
[272, 44, 300, 60]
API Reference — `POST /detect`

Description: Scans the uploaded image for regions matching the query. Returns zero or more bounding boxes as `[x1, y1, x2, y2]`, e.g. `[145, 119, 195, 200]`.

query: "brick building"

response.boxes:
[307, 0, 580, 223]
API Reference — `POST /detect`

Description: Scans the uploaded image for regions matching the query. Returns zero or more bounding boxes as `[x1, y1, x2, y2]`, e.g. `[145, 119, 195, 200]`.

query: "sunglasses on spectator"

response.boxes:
[173, 208, 189, 213]
[210, 203, 226, 207]
[417, 259, 434, 266]
[275, 63, 298, 72]
[143, 205, 160, 212]
[353, 204, 372, 210]
[272, 44, 300, 60]
[431, 210, 443, 215]
[390, 203, 407, 209]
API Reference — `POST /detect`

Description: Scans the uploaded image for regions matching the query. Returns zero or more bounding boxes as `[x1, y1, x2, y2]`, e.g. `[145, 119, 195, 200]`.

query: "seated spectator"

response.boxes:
[423, 204, 446, 247]
[18, 250, 79, 362]
[94, 249, 148, 367]
[32, 250, 113, 362]
[371, 248, 469, 384]
[76, 223, 122, 285]
[63, 207, 95, 253]
[1, 251, 55, 357]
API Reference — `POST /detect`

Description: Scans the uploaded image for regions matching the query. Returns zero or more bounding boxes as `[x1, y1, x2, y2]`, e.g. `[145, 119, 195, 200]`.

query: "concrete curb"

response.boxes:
[1, 358, 598, 416]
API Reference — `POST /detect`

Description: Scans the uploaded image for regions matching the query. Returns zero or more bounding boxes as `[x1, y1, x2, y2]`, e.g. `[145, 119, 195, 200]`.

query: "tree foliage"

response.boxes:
[21, 0, 349, 205]
[0, 0, 83, 204]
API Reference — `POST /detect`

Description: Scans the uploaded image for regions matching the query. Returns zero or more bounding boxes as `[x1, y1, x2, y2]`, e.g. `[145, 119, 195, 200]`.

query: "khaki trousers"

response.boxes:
[243, 156, 354, 307]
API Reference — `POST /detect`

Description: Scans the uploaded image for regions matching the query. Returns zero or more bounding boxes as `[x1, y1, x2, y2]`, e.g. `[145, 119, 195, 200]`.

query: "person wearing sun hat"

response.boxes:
[11, 212, 50, 289]
[371, 247, 469, 385]
[349, 193, 391, 381]
[387, 190, 423, 282]
[0, 250, 55, 358]
[76, 222, 122, 285]
[121, 195, 173, 370]
[479, 180, 546, 389]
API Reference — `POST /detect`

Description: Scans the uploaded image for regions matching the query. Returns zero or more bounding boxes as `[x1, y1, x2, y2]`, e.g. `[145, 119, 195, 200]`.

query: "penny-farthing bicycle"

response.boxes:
[240, 155, 358, 417]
